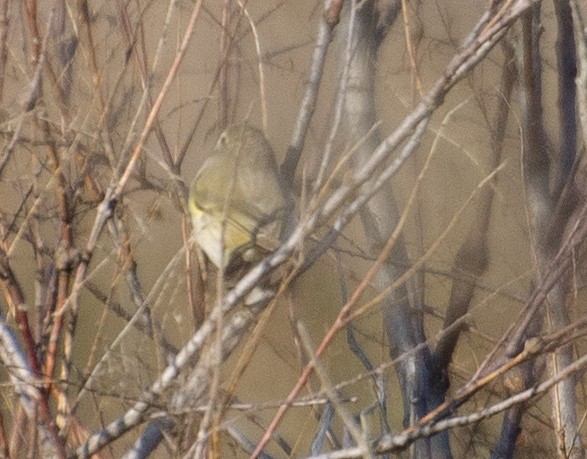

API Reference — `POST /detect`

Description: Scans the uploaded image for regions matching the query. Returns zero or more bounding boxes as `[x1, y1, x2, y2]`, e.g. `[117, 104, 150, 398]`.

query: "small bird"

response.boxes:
[189, 124, 291, 284]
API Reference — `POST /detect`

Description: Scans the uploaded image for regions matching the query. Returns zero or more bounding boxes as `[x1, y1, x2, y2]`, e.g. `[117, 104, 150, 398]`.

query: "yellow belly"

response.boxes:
[190, 205, 253, 270]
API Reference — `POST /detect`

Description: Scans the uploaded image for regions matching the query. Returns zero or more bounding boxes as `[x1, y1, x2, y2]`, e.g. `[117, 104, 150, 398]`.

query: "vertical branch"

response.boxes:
[79, 0, 116, 164]
[280, 0, 339, 189]
[0, 256, 66, 457]
[218, 0, 232, 130]
[553, 0, 577, 198]
[0, 5, 67, 456]
[176, 0, 250, 168]
[237, 1, 268, 132]
[114, 0, 174, 169]
[0, 0, 11, 100]
[434, 43, 516, 370]
[570, 2, 587, 150]
[520, 5, 584, 458]
[340, 2, 449, 457]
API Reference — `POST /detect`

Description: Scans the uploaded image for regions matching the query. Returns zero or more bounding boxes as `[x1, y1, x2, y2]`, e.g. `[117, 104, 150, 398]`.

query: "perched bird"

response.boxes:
[189, 124, 291, 284]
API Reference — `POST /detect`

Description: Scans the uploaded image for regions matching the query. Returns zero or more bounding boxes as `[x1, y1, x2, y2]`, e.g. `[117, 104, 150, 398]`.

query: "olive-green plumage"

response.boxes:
[189, 125, 290, 274]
